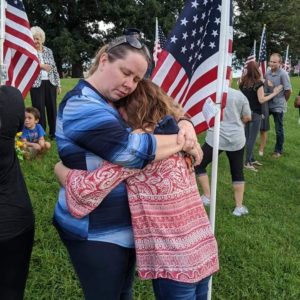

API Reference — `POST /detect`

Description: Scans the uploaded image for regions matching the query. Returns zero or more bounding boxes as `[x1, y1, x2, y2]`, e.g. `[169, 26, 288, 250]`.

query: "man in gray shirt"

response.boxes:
[265, 53, 292, 157]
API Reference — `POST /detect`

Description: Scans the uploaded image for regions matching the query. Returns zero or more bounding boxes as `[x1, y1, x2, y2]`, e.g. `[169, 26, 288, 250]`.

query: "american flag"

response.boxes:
[153, 18, 167, 66]
[3, 0, 40, 98]
[151, 0, 233, 133]
[258, 25, 267, 77]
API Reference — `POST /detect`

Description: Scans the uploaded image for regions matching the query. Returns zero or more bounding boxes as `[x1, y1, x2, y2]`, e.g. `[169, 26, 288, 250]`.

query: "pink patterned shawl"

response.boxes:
[65, 154, 219, 283]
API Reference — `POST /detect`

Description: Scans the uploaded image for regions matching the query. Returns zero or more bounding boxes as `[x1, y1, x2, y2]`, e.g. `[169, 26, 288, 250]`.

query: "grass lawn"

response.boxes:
[22, 77, 300, 299]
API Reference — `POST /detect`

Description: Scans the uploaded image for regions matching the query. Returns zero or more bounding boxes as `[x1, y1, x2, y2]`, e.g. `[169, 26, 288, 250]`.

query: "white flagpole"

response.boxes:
[207, 0, 230, 298]
[153, 17, 159, 66]
[284, 44, 289, 71]
[0, 0, 6, 85]
[253, 40, 257, 60]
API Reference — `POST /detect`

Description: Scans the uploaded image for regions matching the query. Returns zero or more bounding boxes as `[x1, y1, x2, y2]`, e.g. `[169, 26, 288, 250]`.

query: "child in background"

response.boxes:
[21, 107, 51, 159]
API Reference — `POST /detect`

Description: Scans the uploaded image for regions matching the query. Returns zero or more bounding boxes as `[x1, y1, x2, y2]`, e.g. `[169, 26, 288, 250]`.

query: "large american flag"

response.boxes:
[151, 0, 233, 133]
[4, 0, 40, 98]
[258, 25, 267, 77]
[153, 18, 167, 66]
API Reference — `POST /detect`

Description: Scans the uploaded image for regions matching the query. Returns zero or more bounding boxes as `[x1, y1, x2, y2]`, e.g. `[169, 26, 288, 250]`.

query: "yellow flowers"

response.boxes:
[15, 132, 24, 160]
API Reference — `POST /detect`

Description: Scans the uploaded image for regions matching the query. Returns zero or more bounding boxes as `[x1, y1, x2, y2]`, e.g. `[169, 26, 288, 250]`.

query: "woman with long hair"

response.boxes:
[239, 61, 282, 171]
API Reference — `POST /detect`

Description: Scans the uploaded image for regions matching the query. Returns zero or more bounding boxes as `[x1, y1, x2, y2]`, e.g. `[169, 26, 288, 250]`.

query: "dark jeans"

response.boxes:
[30, 80, 57, 138]
[61, 238, 136, 300]
[270, 111, 284, 154]
[195, 143, 244, 183]
[0, 227, 34, 300]
[245, 112, 262, 163]
[152, 276, 211, 300]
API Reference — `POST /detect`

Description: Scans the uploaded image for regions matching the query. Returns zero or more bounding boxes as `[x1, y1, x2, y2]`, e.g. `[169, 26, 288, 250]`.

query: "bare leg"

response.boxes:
[233, 182, 244, 208]
[259, 131, 268, 154]
[197, 174, 211, 198]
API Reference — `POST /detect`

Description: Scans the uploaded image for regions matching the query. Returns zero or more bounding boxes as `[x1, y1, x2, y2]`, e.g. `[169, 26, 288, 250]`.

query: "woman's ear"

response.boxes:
[98, 53, 109, 71]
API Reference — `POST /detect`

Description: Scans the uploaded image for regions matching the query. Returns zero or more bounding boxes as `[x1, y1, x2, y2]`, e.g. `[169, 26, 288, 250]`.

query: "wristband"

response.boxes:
[178, 117, 194, 126]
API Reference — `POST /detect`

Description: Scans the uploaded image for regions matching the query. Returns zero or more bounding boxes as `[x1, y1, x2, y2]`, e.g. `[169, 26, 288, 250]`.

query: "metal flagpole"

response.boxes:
[253, 40, 257, 59]
[284, 45, 289, 71]
[0, 0, 6, 86]
[207, 0, 230, 298]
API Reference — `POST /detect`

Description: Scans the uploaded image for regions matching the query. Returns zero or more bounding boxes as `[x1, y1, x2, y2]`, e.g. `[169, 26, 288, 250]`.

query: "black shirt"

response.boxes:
[0, 86, 34, 241]
[240, 81, 264, 114]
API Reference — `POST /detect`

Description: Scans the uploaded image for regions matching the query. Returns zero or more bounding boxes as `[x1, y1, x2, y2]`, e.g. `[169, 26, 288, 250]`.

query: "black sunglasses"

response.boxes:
[107, 35, 151, 60]
[107, 35, 143, 52]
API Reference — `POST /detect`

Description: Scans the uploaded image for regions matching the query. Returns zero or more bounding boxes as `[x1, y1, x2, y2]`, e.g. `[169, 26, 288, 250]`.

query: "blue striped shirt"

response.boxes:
[54, 80, 156, 248]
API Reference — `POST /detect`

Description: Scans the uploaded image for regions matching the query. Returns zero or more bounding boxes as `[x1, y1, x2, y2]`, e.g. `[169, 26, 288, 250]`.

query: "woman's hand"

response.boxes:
[177, 119, 202, 165]
[40, 63, 51, 72]
[273, 84, 283, 95]
[54, 161, 70, 187]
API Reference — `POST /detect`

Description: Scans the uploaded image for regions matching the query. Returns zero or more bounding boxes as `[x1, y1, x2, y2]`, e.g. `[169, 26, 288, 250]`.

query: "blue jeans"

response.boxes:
[152, 276, 210, 300]
[61, 238, 135, 300]
[244, 112, 262, 164]
[270, 112, 284, 154]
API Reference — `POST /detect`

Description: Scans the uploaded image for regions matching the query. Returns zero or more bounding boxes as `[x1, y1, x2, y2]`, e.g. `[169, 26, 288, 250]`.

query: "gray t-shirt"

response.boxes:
[206, 87, 251, 151]
[265, 68, 291, 113]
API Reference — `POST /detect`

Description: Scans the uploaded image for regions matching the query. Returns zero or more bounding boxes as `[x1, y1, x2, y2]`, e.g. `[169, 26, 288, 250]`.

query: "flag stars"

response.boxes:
[199, 26, 204, 33]
[189, 56, 193, 62]
[203, 0, 208, 5]
[180, 18, 188, 26]
[182, 32, 188, 40]
[181, 46, 187, 54]
[214, 17, 221, 25]
[193, 15, 199, 23]
[212, 30, 218, 37]
[197, 39, 201, 46]
[198, 54, 202, 60]
[170, 35, 178, 43]
[200, 42, 205, 49]
[191, 0, 199, 9]
[217, 4, 222, 12]
[192, 29, 196, 37]
[201, 12, 206, 20]
[209, 42, 216, 49]
[190, 43, 195, 50]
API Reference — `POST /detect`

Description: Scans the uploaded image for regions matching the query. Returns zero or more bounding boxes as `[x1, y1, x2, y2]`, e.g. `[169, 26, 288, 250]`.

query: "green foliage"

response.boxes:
[22, 78, 300, 299]
[233, 0, 300, 65]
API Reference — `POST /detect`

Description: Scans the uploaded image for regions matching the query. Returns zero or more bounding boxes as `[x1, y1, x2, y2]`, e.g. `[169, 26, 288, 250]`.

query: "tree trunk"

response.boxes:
[72, 62, 83, 78]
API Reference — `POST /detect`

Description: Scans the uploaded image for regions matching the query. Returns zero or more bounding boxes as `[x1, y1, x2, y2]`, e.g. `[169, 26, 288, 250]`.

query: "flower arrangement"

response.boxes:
[15, 132, 24, 160]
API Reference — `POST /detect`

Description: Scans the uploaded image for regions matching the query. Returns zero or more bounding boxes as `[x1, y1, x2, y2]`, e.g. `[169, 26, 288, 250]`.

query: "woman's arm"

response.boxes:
[257, 84, 283, 103]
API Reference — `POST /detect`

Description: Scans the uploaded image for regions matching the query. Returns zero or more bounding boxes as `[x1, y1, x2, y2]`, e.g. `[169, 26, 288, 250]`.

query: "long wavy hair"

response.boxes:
[116, 79, 182, 132]
[239, 61, 262, 89]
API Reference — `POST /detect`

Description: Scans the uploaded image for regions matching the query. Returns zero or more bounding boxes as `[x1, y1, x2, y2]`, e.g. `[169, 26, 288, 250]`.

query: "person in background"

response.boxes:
[54, 79, 217, 300]
[0, 86, 35, 300]
[30, 26, 61, 140]
[53, 35, 201, 300]
[239, 61, 283, 171]
[264, 53, 292, 158]
[195, 77, 252, 217]
[21, 107, 51, 159]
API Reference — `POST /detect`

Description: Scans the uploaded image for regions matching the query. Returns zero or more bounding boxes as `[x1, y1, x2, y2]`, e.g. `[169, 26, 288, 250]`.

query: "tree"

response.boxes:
[233, 0, 300, 66]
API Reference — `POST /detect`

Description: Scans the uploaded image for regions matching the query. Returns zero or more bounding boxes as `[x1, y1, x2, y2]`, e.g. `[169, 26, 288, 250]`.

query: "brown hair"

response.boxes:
[25, 107, 40, 120]
[88, 37, 151, 77]
[116, 79, 182, 132]
[239, 61, 262, 89]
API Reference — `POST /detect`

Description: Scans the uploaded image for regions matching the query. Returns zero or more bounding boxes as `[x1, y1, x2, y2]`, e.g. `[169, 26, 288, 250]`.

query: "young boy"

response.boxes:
[21, 107, 51, 159]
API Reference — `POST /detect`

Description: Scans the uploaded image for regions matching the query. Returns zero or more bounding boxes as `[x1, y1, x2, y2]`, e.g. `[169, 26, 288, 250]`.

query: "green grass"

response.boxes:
[22, 77, 300, 299]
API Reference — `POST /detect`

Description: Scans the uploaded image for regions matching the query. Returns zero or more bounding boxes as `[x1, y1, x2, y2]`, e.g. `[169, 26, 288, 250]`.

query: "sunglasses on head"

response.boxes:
[107, 35, 143, 52]
[107, 35, 151, 61]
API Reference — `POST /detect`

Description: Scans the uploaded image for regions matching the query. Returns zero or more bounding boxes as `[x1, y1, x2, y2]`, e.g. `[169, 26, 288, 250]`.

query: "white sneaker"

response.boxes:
[258, 150, 264, 157]
[232, 206, 249, 217]
[201, 195, 211, 206]
[244, 163, 258, 172]
[252, 160, 263, 166]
